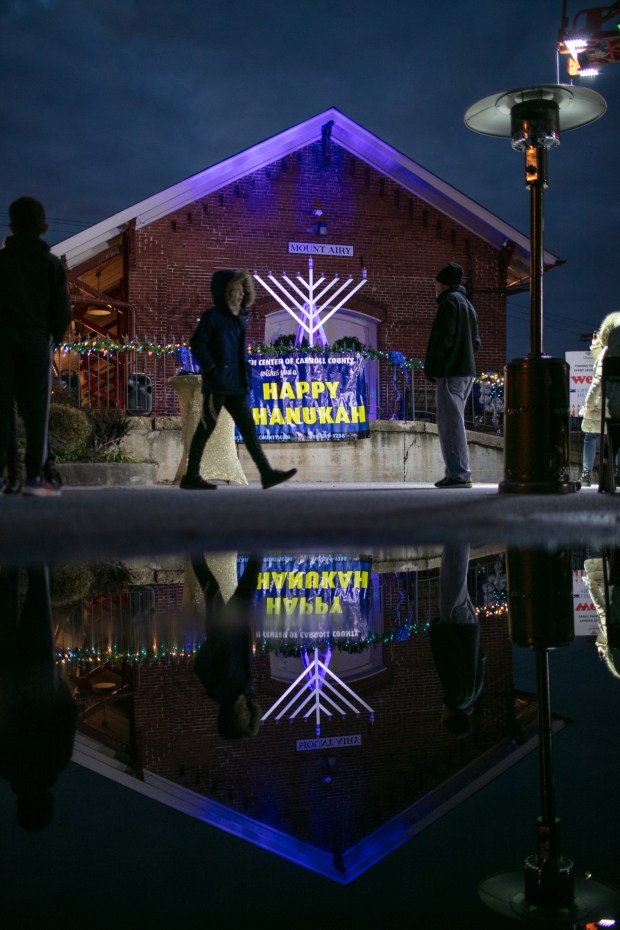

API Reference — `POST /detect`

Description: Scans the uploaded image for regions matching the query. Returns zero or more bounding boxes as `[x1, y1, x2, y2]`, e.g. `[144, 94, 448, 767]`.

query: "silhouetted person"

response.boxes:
[2, 405, 62, 494]
[0, 197, 72, 496]
[192, 555, 262, 738]
[0, 565, 77, 829]
[429, 543, 486, 738]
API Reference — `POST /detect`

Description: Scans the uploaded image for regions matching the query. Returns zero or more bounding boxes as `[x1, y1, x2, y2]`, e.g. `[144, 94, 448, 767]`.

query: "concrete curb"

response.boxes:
[56, 462, 158, 487]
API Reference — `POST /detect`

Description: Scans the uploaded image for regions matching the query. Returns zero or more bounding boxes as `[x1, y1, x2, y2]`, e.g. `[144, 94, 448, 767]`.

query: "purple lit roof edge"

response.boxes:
[52, 107, 554, 275]
[72, 723, 559, 884]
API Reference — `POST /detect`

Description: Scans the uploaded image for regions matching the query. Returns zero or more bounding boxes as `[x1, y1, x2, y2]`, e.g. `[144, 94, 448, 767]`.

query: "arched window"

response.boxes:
[264, 306, 380, 419]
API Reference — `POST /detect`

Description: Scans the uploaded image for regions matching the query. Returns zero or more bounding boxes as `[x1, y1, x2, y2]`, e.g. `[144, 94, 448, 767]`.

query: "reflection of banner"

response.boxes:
[250, 555, 372, 644]
[573, 566, 598, 636]
[240, 353, 368, 442]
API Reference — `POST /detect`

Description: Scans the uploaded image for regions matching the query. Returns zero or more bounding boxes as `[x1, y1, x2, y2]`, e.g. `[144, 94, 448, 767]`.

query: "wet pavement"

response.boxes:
[2, 481, 620, 563]
[0, 481, 619, 929]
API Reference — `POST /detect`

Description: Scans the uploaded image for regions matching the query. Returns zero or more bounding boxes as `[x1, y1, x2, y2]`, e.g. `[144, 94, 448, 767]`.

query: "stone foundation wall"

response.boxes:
[123, 417, 504, 485]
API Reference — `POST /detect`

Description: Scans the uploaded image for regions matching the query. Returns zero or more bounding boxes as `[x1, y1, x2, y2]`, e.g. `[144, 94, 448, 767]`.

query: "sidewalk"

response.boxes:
[2, 481, 619, 564]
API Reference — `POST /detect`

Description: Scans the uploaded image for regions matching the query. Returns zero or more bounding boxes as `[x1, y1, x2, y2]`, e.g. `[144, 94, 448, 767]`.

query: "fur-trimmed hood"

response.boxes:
[210, 269, 255, 310]
[598, 311, 620, 346]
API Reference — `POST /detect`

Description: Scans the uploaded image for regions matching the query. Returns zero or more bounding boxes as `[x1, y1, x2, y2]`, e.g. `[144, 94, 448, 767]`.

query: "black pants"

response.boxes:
[186, 392, 271, 480]
[0, 331, 52, 480]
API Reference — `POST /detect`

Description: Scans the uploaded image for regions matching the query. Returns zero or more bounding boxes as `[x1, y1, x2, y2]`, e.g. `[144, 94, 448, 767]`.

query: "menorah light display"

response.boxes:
[254, 258, 367, 348]
[261, 647, 375, 736]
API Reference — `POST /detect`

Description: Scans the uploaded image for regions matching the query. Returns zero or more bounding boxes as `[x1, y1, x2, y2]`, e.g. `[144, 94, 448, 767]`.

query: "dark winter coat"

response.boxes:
[424, 285, 480, 381]
[192, 556, 261, 704]
[0, 234, 72, 345]
[189, 269, 255, 395]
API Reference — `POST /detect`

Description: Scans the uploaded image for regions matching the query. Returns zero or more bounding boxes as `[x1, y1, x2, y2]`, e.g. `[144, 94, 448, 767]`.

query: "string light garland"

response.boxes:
[58, 337, 186, 358]
[57, 337, 504, 387]
[55, 604, 508, 668]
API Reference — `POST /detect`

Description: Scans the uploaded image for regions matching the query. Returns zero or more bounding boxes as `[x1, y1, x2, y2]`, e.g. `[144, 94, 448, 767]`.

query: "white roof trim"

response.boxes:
[52, 107, 556, 272]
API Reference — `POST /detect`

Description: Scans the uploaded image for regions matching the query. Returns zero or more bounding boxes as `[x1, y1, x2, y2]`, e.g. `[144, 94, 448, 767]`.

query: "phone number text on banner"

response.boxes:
[240, 353, 369, 442]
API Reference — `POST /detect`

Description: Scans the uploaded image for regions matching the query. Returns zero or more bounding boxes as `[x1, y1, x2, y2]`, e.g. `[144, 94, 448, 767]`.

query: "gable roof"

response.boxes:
[52, 107, 559, 281]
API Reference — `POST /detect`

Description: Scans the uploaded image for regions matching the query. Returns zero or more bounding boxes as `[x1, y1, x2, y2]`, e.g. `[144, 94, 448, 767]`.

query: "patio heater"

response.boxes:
[476, 547, 620, 923]
[464, 86, 606, 493]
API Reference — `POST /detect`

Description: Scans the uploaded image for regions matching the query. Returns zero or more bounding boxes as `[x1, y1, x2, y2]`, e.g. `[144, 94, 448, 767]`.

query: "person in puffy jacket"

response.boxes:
[580, 312, 620, 486]
[181, 269, 296, 491]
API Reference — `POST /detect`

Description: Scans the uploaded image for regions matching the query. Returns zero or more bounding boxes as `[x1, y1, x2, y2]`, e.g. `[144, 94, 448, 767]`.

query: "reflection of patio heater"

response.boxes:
[477, 548, 620, 922]
[465, 86, 606, 493]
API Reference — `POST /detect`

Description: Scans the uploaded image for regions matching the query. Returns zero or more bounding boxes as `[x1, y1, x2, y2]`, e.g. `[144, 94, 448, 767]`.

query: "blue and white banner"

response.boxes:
[241, 353, 368, 442]
[249, 555, 373, 645]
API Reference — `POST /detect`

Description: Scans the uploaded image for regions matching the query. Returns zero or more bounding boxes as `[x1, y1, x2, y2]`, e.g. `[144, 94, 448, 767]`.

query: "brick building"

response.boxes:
[64, 551, 515, 878]
[54, 108, 560, 417]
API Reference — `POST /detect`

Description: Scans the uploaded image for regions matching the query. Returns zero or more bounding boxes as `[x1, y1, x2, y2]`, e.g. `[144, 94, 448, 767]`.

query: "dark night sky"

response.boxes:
[1, 0, 618, 360]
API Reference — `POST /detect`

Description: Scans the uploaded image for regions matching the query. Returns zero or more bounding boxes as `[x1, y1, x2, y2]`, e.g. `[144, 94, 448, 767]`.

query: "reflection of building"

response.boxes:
[57, 550, 528, 880]
[52, 109, 557, 416]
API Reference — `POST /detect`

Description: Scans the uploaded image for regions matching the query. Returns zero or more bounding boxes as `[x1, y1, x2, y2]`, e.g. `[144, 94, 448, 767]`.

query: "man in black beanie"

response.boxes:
[424, 262, 480, 488]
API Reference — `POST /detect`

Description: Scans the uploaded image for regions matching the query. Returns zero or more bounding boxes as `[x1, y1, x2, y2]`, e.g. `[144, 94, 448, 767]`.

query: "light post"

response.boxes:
[475, 547, 620, 922]
[465, 86, 606, 493]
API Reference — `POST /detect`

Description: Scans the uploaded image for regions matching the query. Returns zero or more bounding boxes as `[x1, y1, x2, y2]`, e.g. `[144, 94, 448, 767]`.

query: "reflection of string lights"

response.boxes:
[55, 604, 509, 668]
[55, 644, 201, 666]
[476, 603, 508, 622]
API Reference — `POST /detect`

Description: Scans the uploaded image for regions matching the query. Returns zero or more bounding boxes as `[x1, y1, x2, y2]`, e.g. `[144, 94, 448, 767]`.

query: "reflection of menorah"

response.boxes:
[261, 647, 375, 736]
[254, 258, 367, 349]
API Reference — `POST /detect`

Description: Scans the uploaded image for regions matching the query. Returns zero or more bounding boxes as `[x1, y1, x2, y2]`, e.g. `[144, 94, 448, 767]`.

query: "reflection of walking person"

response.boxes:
[0, 197, 72, 497]
[192, 556, 262, 739]
[181, 269, 297, 490]
[424, 262, 480, 488]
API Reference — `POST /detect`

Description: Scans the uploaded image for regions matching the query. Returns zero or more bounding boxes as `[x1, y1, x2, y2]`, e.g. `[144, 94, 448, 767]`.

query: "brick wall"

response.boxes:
[132, 567, 512, 852]
[127, 141, 506, 415]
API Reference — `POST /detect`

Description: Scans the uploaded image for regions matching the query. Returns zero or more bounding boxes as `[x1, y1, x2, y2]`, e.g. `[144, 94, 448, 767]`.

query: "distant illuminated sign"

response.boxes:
[288, 242, 354, 256]
[573, 566, 599, 637]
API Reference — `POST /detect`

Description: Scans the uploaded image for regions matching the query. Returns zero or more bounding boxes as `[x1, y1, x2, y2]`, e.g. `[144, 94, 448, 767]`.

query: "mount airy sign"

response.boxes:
[296, 734, 362, 751]
[288, 242, 354, 256]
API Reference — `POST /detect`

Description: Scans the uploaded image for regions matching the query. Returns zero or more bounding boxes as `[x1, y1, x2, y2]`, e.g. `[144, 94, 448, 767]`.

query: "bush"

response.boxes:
[50, 561, 133, 605]
[331, 336, 366, 352]
[50, 564, 96, 606]
[48, 402, 137, 463]
[48, 403, 92, 459]
[87, 408, 133, 460]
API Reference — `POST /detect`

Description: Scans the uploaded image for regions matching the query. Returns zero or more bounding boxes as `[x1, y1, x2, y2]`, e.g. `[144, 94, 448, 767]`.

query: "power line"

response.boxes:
[0, 212, 90, 229]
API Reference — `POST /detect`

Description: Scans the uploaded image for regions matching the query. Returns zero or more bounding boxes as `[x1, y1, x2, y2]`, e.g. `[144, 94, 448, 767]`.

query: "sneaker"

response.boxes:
[179, 474, 217, 490]
[262, 468, 297, 490]
[580, 470, 592, 487]
[22, 477, 61, 498]
[43, 463, 63, 491]
[434, 476, 473, 488]
[3, 477, 22, 495]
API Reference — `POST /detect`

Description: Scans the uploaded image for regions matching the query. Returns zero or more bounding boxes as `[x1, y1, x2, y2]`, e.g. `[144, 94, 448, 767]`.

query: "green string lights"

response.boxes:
[55, 603, 507, 668]
[58, 337, 504, 386]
